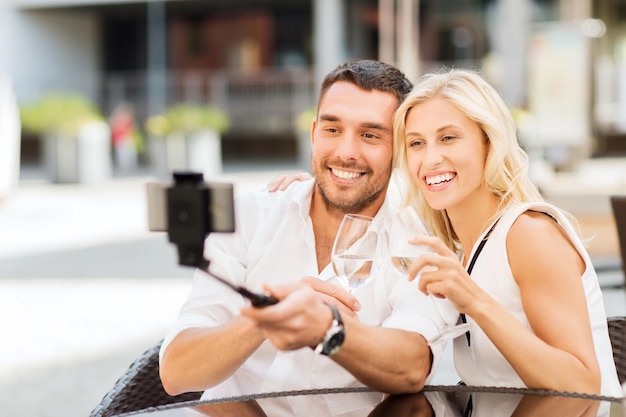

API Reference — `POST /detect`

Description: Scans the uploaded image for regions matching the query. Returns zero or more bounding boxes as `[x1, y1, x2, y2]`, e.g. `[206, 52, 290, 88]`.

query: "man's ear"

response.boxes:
[310, 116, 317, 146]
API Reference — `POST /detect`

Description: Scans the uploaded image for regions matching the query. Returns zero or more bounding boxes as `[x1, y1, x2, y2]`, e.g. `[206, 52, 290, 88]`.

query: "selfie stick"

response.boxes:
[166, 172, 278, 307]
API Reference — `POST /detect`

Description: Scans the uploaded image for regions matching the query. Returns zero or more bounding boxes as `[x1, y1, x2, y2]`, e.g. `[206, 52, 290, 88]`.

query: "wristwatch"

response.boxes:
[314, 303, 345, 356]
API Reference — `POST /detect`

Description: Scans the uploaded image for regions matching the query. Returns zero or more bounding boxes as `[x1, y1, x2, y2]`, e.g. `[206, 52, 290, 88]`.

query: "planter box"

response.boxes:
[0, 76, 21, 200]
[149, 129, 222, 179]
[297, 131, 312, 170]
[43, 121, 112, 183]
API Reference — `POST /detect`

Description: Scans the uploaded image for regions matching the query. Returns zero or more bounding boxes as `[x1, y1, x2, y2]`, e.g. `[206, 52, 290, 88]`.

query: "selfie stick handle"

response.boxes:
[197, 258, 279, 308]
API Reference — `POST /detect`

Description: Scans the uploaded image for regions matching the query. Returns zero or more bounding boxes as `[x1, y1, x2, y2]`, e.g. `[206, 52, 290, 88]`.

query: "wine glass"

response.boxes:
[386, 206, 470, 345]
[331, 214, 382, 292]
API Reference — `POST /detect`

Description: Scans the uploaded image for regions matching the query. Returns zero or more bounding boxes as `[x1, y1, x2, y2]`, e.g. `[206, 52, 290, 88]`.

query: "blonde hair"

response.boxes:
[392, 69, 546, 251]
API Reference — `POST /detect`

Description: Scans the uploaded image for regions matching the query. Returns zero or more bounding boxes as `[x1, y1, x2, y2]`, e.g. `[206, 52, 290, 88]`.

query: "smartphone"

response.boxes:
[146, 179, 235, 234]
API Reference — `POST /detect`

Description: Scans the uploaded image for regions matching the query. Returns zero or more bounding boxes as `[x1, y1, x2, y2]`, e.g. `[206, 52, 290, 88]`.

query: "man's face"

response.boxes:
[311, 81, 397, 213]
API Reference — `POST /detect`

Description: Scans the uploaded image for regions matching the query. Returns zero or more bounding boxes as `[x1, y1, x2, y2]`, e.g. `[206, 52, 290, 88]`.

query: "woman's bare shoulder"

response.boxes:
[507, 210, 584, 283]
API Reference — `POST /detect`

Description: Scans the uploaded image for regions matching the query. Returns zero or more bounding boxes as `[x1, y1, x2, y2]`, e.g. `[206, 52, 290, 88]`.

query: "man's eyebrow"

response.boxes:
[362, 122, 390, 132]
[318, 113, 390, 133]
[319, 113, 392, 132]
[318, 113, 339, 122]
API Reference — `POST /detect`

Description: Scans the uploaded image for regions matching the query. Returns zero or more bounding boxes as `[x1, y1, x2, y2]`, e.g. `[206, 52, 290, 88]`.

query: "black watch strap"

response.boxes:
[314, 303, 345, 356]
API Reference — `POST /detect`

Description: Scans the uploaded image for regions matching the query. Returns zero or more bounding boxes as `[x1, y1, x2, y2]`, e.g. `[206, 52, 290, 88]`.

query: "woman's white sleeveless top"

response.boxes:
[453, 201, 622, 397]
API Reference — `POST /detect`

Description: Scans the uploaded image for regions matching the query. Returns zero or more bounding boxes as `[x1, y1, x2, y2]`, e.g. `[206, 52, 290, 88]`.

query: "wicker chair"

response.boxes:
[611, 195, 626, 283]
[608, 316, 626, 385]
[89, 340, 202, 417]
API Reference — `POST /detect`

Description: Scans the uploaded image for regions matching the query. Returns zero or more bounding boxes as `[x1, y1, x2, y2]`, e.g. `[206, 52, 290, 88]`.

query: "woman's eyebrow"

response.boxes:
[436, 124, 462, 133]
[407, 124, 462, 136]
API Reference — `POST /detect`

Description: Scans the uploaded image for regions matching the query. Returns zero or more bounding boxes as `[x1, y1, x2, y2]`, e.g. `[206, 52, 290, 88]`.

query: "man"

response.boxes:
[159, 59, 447, 415]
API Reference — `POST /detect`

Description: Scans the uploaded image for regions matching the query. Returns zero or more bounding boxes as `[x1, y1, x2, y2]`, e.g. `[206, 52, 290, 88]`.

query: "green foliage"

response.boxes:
[145, 103, 230, 136]
[20, 93, 103, 136]
[296, 108, 316, 133]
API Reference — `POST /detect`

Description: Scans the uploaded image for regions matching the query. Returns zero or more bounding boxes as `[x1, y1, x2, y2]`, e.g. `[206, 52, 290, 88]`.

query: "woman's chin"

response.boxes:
[423, 196, 449, 212]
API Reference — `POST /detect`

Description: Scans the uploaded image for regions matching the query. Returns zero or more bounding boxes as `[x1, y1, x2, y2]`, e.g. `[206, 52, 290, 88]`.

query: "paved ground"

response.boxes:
[0, 166, 294, 417]
[0, 160, 624, 417]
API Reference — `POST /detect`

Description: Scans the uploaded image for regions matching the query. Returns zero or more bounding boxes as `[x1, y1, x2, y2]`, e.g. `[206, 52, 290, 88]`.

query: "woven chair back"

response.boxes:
[611, 195, 626, 283]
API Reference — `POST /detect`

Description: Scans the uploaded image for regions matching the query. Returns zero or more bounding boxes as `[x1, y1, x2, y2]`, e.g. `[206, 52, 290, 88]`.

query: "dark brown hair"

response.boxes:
[318, 59, 413, 107]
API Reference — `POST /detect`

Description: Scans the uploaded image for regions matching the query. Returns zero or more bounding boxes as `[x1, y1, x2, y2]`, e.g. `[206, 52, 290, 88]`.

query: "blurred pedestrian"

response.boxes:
[110, 103, 140, 174]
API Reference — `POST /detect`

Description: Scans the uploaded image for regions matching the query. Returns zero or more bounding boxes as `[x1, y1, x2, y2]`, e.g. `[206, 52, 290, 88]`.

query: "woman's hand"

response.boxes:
[406, 235, 484, 314]
[266, 172, 312, 192]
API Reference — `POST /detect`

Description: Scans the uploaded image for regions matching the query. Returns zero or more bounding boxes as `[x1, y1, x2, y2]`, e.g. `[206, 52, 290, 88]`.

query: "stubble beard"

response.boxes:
[313, 159, 391, 214]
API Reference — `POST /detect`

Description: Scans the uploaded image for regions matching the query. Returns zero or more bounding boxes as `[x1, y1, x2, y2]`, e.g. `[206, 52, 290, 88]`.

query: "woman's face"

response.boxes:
[403, 97, 490, 213]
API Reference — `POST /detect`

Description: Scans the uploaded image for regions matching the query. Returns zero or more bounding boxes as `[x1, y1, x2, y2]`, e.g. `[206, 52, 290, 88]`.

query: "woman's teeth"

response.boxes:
[426, 173, 454, 186]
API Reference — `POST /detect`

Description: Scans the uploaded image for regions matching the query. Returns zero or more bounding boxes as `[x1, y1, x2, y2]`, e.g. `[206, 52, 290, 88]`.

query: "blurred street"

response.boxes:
[0, 159, 625, 417]
[0, 163, 299, 417]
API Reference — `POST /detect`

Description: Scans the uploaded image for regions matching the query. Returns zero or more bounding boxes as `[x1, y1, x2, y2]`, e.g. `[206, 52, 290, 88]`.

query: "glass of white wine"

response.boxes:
[388, 206, 433, 278]
[386, 206, 470, 345]
[331, 214, 382, 292]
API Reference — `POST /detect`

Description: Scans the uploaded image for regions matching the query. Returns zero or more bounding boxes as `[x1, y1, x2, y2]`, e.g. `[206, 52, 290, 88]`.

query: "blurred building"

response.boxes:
[1, 0, 625, 177]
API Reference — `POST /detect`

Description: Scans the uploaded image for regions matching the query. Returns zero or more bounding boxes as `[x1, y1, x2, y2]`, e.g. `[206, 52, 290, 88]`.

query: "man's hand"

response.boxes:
[240, 279, 357, 352]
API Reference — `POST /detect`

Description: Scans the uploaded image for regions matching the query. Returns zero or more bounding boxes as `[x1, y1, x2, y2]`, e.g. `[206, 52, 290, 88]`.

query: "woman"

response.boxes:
[393, 68, 620, 396]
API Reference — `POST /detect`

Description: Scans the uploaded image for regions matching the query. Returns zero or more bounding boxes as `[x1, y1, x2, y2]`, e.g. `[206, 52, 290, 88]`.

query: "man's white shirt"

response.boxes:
[160, 178, 447, 416]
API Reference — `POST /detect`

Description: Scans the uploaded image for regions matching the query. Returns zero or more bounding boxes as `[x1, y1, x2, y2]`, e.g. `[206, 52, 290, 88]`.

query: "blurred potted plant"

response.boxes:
[294, 107, 315, 170]
[146, 103, 230, 178]
[20, 92, 112, 183]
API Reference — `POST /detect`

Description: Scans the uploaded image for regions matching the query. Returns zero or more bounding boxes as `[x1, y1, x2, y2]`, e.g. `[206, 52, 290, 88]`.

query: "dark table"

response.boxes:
[115, 385, 624, 417]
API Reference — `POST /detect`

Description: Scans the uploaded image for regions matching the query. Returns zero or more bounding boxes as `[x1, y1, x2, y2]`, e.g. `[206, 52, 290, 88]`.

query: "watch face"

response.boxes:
[324, 330, 345, 355]
[318, 303, 345, 356]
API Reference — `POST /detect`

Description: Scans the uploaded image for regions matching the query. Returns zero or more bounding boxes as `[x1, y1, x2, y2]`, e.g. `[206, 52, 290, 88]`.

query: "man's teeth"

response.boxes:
[332, 169, 361, 180]
[426, 173, 454, 186]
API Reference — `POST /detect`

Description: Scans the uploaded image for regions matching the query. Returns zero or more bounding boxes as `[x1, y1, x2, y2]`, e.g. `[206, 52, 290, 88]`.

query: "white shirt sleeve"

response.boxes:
[382, 265, 449, 384]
